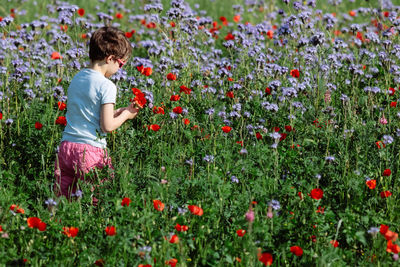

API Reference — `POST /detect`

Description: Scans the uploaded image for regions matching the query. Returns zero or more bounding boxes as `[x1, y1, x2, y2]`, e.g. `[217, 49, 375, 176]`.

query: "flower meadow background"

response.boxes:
[1, 0, 400, 265]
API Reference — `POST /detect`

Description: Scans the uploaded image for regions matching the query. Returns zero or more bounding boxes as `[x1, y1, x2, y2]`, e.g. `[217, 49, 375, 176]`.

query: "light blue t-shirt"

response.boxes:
[61, 68, 117, 148]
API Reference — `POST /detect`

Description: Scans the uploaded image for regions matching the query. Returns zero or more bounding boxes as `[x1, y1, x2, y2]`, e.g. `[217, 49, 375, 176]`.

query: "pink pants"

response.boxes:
[54, 141, 113, 198]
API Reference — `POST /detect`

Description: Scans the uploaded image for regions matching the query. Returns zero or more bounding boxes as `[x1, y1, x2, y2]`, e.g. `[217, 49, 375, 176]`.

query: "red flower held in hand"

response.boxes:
[167, 73, 177, 81]
[121, 197, 131, 207]
[290, 69, 300, 78]
[55, 116, 67, 126]
[77, 8, 85, 16]
[310, 188, 323, 200]
[290, 246, 303, 256]
[62, 226, 79, 237]
[236, 229, 246, 237]
[105, 226, 116, 236]
[35, 122, 43, 130]
[132, 88, 147, 108]
[383, 169, 391, 176]
[380, 190, 392, 198]
[366, 179, 376, 189]
[153, 200, 165, 211]
[188, 205, 203, 216]
[222, 126, 232, 133]
[175, 224, 188, 232]
[172, 106, 183, 114]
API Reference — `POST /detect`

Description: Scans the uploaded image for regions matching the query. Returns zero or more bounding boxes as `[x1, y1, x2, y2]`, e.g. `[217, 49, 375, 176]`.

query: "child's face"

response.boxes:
[104, 56, 127, 78]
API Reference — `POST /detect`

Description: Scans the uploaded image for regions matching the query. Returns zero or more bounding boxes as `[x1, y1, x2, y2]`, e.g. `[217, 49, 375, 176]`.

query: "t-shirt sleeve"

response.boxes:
[100, 80, 117, 104]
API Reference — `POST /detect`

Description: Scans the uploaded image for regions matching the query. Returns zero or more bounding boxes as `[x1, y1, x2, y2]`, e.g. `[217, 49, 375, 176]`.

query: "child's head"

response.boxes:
[89, 26, 132, 63]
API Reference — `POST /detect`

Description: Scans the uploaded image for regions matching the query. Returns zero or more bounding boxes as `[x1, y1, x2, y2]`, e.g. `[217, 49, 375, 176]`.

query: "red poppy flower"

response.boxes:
[77, 8, 85, 16]
[383, 169, 391, 176]
[290, 246, 303, 256]
[121, 197, 131, 207]
[58, 101, 66, 111]
[153, 200, 165, 211]
[380, 190, 392, 198]
[389, 87, 395, 96]
[366, 179, 376, 189]
[62, 226, 79, 237]
[227, 77, 234, 82]
[188, 205, 203, 216]
[153, 106, 165, 115]
[225, 33, 235, 40]
[170, 95, 180, 101]
[256, 132, 262, 140]
[175, 224, 189, 232]
[0, 225, 3, 232]
[138, 265, 152, 267]
[349, 10, 356, 16]
[267, 30, 274, 39]
[172, 106, 183, 114]
[0, 112, 2, 120]
[280, 133, 287, 141]
[166, 259, 177, 267]
[387, 240, 400, 254]
[285, 125, 293, 132]
[132, 88, 147, 108]
[125, 32, 133, 38]
[10, 204, 25, 214]
[236, 229, 246, 237]
[330, 240, 339, 247]
[94, 259, 105, 267]
[265, 87, 271, 95]
[179, 85, 191, 95]
[55, 116, 67, 126]
[149, 124, 161, 131]
[105, 226, 116, 236]
[146, 22, 156, 29]
[136, 66, 153, 76]
[222, 126, 232, 133]
[258, 252, 273, 266]
[233, 15, 241, 23]
[27, 217, 46, 231]
[169, 234, 179, 243]
[167, 73, 177, 81]
[390, 101, 397, 107]
[81, 33, 87, 39]
[170, 21, 176, 27]
[224, 91, 234, 98]
[51, 51, 62, 60]
[376, 141, 386, 149]
[115, 13, 123, 19]
[290, 69, 300, 78]
[183, 118, 190, 125]
[381, 225, 390, 235]
[310, 188, 323, 200]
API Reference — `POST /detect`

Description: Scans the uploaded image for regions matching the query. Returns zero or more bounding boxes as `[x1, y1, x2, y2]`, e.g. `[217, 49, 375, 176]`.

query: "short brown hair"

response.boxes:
[89, 26, 132, 62]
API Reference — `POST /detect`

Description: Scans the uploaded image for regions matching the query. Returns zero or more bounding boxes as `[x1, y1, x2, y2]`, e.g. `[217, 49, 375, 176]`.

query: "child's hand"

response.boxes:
[126, 102, 140, 119]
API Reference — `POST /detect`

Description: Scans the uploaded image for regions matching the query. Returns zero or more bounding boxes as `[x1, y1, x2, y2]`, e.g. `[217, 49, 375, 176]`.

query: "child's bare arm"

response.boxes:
[100, 103, 139, 133]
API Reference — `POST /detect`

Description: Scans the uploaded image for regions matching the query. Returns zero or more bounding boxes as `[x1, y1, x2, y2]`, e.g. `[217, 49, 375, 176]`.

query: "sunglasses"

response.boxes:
[116, 58, 126, 69]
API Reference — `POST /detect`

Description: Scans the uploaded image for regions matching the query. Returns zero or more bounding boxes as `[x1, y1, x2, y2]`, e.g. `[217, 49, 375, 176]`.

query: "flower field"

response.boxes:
[1, 0, 400, 265]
